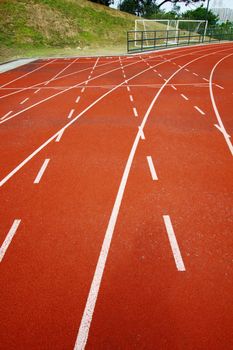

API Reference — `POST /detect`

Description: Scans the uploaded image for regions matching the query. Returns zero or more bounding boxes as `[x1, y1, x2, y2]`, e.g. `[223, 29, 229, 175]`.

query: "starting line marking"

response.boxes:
[163, 215, 186, 272]
[34, 159, 50, 184]
[146, 156, 158, 181]
[0, 219, 21, 263]
[194, 105, 205, 115]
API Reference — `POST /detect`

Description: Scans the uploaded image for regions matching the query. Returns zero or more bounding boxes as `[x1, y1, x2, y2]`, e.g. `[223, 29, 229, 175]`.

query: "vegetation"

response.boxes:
[0, 0, 137, 62]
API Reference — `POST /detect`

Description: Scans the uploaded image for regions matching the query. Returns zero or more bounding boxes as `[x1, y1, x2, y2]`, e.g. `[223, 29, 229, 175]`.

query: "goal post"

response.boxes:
[134, 19, 208, 47]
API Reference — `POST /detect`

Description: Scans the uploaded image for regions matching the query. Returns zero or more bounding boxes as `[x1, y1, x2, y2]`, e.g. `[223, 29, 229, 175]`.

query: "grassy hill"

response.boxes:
[0, 0, 138, 62]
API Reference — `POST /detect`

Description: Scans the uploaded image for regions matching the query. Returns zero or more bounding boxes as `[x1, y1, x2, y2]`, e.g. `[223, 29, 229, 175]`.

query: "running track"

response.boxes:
[0, 43, 233, 350]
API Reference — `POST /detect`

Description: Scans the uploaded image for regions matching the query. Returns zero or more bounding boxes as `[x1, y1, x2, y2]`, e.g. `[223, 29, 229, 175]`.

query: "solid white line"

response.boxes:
[146, 156, 158, 180]
[129, 95, 133, 102]
[34, 159, 50, 184]
[55, 129, 64, 142]
[76, 96, 80, 103]
[138, 126, 145, 140]
[0, 219, 21, 263]
[209, 52, 233, 156]
[163, 215, 186, 272]
[171, 85, 177, 90]
[67, 109, 75, 119]
[133, 107, 138, 117]
[73, 46, 233, 350]
[20, 97, 29, 105]
[181, 93, 189, 101]
[194, 106, 205, 115]
[1, 110, 12, 120]
[34, 88, 41, 94]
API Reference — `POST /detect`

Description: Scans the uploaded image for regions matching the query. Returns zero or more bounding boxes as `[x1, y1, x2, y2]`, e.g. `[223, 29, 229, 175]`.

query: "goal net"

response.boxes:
[134, 19, 208, 47]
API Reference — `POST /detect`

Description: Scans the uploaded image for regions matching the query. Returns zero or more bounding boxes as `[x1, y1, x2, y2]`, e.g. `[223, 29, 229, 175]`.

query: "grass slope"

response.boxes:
[0, 0, 137, 62]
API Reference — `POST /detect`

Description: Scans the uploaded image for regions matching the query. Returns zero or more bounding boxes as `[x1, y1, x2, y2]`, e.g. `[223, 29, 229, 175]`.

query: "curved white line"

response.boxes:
[74, 45, 233, 350]
[209, 52, 233, 156]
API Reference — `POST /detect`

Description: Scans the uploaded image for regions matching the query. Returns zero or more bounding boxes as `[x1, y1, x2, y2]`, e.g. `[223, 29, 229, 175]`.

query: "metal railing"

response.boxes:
[127, 28, 233, 53]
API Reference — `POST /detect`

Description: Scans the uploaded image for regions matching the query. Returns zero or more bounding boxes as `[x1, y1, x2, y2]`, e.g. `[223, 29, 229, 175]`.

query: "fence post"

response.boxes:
[141, 31, 143, 51]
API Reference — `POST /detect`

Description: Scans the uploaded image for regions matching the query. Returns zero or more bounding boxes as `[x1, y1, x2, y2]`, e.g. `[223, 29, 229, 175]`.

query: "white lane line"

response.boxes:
[193, 72, 199, 77]
[67, 109, 75, 119]
[138, 126, 145, 140]
[146, 156, 158, 181]
[76, 96, 80, 103]
[0, 46, 231, 187]
[194, 106, 205, 115]
[129, 95, 134, 102]
[158, 73, 162, 77]
[34, 159, 50, 184]
[85, 81, 88, 85]
[127, 86, 130, 92]
[1, 110, 12, 120]
[55, 129, 64, 142]
[81, 87, 85, 93]
[171, 85, 177, 90]
[185, 68, 189, 72]
[133, 107, 138, 117]
[88, 75, 91, 79]
[215, 84, 224, 90]
[180, 93, 189, 101]
[123, 74, 126, 78]
[209, 52, 233, 156]
[153, 69, 157, 73]
[163, 215, 186, 272]
[163, 78, 167, 82]
[20, 97, 29, 105]
[34, 88, 41, 94]
[214, 124, 231, 138]
[0, 219, 21, 263]
[73, 46, 233, 350]
[202, 77, 209, 82]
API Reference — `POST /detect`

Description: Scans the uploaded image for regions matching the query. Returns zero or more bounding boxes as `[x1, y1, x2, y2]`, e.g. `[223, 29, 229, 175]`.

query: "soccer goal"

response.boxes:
[134, 19, 208, 47]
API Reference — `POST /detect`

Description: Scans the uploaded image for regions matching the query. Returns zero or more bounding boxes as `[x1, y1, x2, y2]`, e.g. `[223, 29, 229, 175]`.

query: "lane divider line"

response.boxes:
[171, 85, 177, 91]
[20, 97, 29, 105]
[34, 88, 41, 94]
[194, 105, 205, 115]
[76, 96, 80, 103]
[129, 95, 134, 102]
[203, 77, 209, 82]
[34, 159, 50, 184]
[0, 219, 21, 263]
[67, 109, 75, 119]
[215, 84, 224, 90]
[138, 126, 145, 140]
[163, 215, 186, 272]
[81, 87, 85, 93]
[146, 156, 158, 180]
[193, 72, 199, 77]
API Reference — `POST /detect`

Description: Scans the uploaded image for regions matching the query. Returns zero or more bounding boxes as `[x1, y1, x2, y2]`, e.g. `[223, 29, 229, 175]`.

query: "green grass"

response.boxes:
[0, 0, 138, 62]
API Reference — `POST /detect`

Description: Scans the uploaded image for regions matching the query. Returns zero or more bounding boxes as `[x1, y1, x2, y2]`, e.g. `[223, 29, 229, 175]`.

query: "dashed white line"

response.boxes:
[0, 219, 21, 263]
[193, 72, 198, 77]
[34, 88, 41, 94]
[127, 86, 130, 92]
[171, 85, 177, 91]
[1, 110, 12, 120]
[158, 73, 162, 78]
[194, 106, 205, 115]
[129, 95, 134, 102]
[185, 68, 189, 72]
[76, 96, 80, 103]
[163, 215, 186, 272]
[180, 93, 189, 101]
[34, 159, 50, 184]
[202, 77, 209, 82]
[215, 84, 224, 90]
[81, 87, 85, 93]
[133, 107, 138, 117]
[67, 109, 75, 119]
[20, 97, 29, 105]
[146, 156, 158, 181]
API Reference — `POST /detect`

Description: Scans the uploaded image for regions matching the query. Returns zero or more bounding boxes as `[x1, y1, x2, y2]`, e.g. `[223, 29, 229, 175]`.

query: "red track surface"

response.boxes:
[0, 43, 233, 350]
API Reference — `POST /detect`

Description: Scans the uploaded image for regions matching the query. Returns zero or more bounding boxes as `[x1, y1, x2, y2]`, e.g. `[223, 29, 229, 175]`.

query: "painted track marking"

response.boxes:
[1, 110, 12, 120]
[146, 156, 158, 180]
[133, 107, 138, 117]
[181, 93, 189, 101]
[76, 96, 80, 103]
[67, 109, 75, 119]
[194, 106, 205, 115]
[20, 97, 29, 105]
[163, 215, 186, 272]
[171, 85, 177, 91]
[0, 220, 21, 263]
[55, 129, 64, 142]
[34, 159, 50, 184]
[138, 126, 145, 140]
